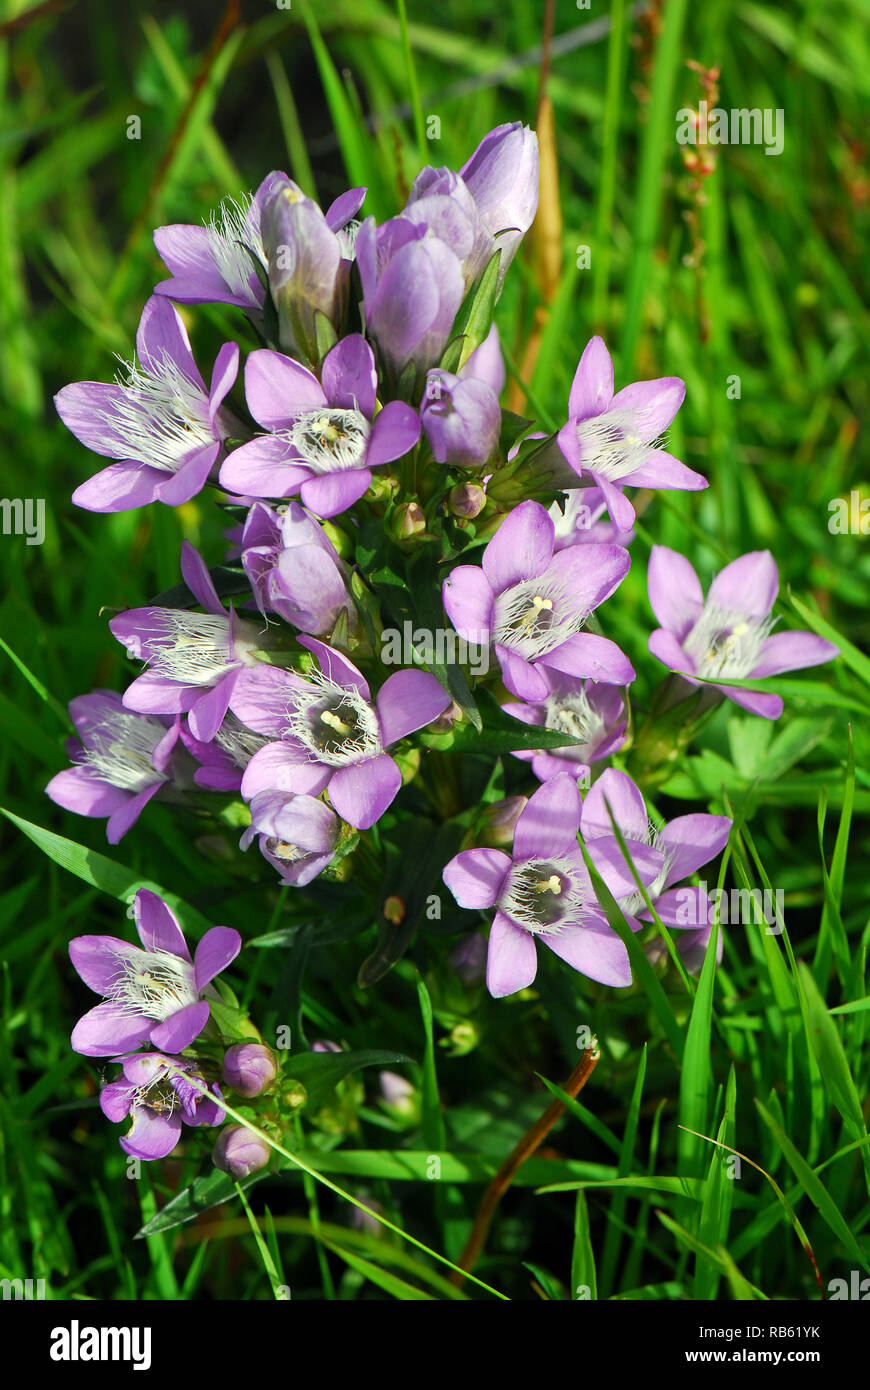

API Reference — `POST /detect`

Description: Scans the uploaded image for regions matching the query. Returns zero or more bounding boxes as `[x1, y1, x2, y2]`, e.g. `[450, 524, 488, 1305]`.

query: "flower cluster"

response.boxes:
[49, 121, 841, 1162]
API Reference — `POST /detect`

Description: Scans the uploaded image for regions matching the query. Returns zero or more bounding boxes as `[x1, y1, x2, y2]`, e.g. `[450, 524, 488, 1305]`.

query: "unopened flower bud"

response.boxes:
[392, 502, 426, 540]
[222, 1043, 278, 1098]
[422, 370, 500, 468]
[212, 1124, 271, 1178]
[449, 932, 487, 984]
[379, 1071, 416, 1118]
[448, 482, 487, 518]
[480, 795, 527, 846]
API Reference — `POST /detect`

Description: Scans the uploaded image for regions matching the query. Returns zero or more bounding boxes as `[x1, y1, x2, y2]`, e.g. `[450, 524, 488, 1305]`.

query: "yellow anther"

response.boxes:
[534, 874, 563, 895]
[320, 709, 351, 735]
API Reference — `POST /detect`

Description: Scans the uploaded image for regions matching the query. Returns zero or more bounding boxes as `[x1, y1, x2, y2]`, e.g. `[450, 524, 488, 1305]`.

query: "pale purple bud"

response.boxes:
[422, 369, 500, 468]
[212, 1124, 271, 1178]
[222, 1043, 278, 1097]
[448, 482, 487, 518]
[262, 185, 348, 361]
[480, 795, 527, 846]
[460, 123, 539, 278]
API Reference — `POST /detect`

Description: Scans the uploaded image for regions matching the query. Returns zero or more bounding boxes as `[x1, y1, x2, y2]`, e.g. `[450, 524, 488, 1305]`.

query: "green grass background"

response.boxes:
[0, 0, 869, 1300]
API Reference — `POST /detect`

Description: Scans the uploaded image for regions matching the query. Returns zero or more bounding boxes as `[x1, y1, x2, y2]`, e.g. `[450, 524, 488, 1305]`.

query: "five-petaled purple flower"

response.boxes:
[503, 672, 627, 785]
[556, 336, 706, 534]
[110, 541, 271, 744]
[69, 888, 241, 1056]
[442, 773, 665, 997]
[230, 637, 451, 830]
[219, 334, 420, 517]
[443, 499, 634, 701]
[46, 691, 184, 844]
[100, 1052, 224, 1161]
[647, 546, 839, 720]
[55, 296, 241, 513]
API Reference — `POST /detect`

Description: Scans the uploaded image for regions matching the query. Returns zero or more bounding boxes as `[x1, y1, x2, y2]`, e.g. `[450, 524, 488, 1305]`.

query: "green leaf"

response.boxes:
[286, 1049, 415, 1110]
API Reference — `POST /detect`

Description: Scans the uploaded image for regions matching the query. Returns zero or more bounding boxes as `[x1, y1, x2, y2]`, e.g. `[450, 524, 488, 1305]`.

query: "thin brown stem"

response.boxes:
[449, 1042, 601, 1287]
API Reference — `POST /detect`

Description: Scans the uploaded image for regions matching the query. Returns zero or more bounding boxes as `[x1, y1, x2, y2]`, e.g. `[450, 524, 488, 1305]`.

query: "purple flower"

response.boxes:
[101, 1052, 224, 1161]
[550, 486, 635, 550]
[240, 790, 340, 885]
[241, 501, 354, 635]
[109, 541, 270, 743]
[69, 888, 241, 1056]
[403, 166, 494, 292]
[181, 712, 269, 792]
[580, 768, 731, 930]
[459, 122, 539, 281]
[442, 498, 634, 701]
[230, 637, 451, 830]
[213, 1124, 271, 1177]
[219, 335, 420, 517]
[647, 546, 840, 719]
[421, 368, 501, 468]
[355, 216, 465, 383]
[503, 672, 627, 784]
[442, 774, 664, 997]
[46, 690, 184, 843]
[153, 172, 291, 313]
[55, 296, 241, 513]
[556, 336, 706, 533]
[261, 181, 365, 361]
[222, 1043, 277, 1097]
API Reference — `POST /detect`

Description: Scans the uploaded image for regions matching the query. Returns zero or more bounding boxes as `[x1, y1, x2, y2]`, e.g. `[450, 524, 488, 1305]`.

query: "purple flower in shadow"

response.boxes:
[46, 690, 183, 843]
[55, 297, 241, 513]
[219, 335, 420, 518]
[443, 499, 634, 701]
[229, 637, 451, 830]
[442, 773, 664, 997]
[503, 672, 627, 784]
[69, 888, 240, 1057]
[647, 546, 839, 719]
[100, 1052, 224, 1161]
[556, 336, 706, 533]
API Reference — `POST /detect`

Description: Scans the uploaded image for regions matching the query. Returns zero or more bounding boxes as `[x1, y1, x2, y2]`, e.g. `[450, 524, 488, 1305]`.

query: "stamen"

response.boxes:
[575, 406, 664, 483]
[494, 574, 587, 661]
[79, 708, 168, 791]
[287, 409, 370, 475]
[683, 603, 775, 681]
[99, 350, 216, 474]
[109, 947, 198, 1022]
[206, 193, 266, 300]
[501, 858, 590, 936]
[146, 612, 238, 685]
[283, 667, 382, 768]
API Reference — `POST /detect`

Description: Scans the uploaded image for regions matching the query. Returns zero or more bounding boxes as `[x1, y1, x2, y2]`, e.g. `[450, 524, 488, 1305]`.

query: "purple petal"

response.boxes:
[647, 546, 705, 638]
[300, 469, 372, 518]
[187, 671, 237, 743]
[219, 437, 311, 498]
[581, 768, 648, 841]
[245, 349, 324, 429]
[482, 499, 554, 592]
[209, 341, 240, 425]
[568, 336, 614, 420]
[325, 185, 367, 231]
[543, 921, 631, 987]
[297, 637, 370, 695]
[121, 1106, 182, 1161]
[545, 541, 630, 611]
[194, 926, 242, 992]
[72, 461, 165, 512]
[649, 628, 693, 673]
[595, 475, 636, 533]
[240, 741, 327, 799]
[660, 814, 732, 886]
[136, 296, 204, 389]
[717, 684, 783, 720]
[100, 1080, 136, 1122]
[608, 376, 685, 437]
[707, 551, 778, 620]
[587, 836, 665, 897]
[751, 631, 839, 677]
[181, 539, 224, 614]
[149, 999, 211, 1052]
[106, 782, 162, 841]
[443, 565, 494, 644]
[135, 889, 191, 959]
[229, 666, 304, 735]
[366, 401, 421, 466]
[486, 911, 537, 998]
[443, 848, 511, 909]
[495, 645, 550, 701]
[622, 449, 707, 493]
[513, 772, 582, 858]
[327, 754, 402, 829]
[71, 1002, 153, 1057]
[46, 767, 131, 818]
[376, 669, 451, 746]
[321, 333, 377, 417]
[543, 633, 635, 686]
[69, 935, 137, 994]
